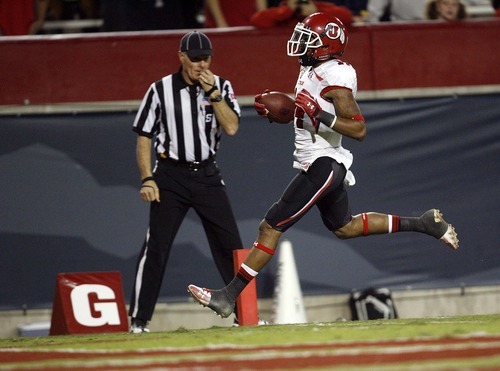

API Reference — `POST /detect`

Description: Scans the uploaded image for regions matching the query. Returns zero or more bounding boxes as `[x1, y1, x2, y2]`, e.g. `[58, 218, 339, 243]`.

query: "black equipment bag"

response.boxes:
[349, 288, 398, 320]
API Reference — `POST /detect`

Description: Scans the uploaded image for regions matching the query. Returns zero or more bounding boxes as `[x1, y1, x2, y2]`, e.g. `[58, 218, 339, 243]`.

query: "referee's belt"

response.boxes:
[159, 154, 215, 171]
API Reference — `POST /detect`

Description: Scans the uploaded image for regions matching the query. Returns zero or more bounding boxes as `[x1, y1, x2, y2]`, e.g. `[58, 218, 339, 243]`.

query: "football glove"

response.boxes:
[295, 89, 321, 132]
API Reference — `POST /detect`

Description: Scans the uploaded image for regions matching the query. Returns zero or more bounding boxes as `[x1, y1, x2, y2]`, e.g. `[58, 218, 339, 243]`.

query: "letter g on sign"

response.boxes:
[70, 284, 121, 327]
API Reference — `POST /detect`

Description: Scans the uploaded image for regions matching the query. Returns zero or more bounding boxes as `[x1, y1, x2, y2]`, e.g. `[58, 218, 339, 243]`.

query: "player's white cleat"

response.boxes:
[421, 209, 459, 250]
[187, 284, 211, 306]
[187, 284, 234, 318]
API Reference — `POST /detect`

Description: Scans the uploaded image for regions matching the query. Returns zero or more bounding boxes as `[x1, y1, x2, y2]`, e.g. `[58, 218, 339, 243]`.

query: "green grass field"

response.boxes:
[2, 314, 499, 349]
[1, 314, 499, 370]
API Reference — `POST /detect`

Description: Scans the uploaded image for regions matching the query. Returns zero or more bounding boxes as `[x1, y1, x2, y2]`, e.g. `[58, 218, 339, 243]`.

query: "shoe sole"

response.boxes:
[433, 209, 459, 250]
[440, 223, 459, 250]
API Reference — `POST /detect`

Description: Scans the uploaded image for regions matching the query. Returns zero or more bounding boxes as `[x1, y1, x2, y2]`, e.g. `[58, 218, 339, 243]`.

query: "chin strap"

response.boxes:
[299, 52, 344, 66]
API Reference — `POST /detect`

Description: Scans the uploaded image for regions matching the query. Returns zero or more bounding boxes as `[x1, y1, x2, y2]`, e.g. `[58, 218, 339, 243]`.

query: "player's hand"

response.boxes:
[295, 89, 322, 132]
[140, 180, 160, 203]
[254, 101, 273, 123]
[254, 89, 273, 123]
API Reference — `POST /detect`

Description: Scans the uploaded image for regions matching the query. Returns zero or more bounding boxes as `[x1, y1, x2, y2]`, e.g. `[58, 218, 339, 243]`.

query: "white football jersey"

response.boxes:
[292, 58, 358, 174]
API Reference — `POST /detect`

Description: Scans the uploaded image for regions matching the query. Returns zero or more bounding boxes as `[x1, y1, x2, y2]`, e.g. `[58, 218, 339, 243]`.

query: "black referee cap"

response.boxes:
[180, 31, 213, 58]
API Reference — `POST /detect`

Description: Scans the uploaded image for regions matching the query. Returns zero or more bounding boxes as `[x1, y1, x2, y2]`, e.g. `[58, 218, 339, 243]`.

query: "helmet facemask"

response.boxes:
[287, 23, 322, 66]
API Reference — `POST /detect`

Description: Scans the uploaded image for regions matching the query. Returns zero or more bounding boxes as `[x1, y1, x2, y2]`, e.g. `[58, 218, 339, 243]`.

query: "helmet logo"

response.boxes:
[324, 22, 345, 45]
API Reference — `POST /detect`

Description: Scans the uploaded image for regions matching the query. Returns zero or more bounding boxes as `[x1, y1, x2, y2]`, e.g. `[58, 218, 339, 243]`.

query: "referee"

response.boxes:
[129, 30, 243, 333]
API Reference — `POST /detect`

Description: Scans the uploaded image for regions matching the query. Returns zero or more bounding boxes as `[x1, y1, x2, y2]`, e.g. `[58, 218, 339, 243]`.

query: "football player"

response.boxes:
[188, 12, 458, 319]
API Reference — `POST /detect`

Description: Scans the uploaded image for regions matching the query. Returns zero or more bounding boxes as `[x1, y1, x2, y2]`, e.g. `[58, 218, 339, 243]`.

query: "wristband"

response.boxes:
[210, 95, 223, 103]
[141, 176, 154, 184]
[317, 110, 337, 129]
[329, 115, 338, 129]
[141, 185, 155, 189]
[206, 85, 218, 97]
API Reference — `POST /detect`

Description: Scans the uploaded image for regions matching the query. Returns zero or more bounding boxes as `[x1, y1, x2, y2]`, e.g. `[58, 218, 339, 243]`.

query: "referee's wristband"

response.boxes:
[206, 85, 218, 97]
[317, 110, 338, 129]
[141, 176, 154, 184]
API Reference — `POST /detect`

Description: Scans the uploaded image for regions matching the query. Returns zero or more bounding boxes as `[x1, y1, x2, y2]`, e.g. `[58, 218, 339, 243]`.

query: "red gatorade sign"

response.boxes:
[50, 272, 128, 335]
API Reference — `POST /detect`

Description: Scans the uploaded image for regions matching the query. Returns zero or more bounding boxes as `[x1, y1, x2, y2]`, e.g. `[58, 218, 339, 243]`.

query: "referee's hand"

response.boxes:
[140, 181, 160, 203]
[200, 69, 216, 92]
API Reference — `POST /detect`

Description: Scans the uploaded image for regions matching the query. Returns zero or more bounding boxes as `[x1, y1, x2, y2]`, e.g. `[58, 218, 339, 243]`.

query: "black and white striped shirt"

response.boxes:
[133, 70, 241, 163]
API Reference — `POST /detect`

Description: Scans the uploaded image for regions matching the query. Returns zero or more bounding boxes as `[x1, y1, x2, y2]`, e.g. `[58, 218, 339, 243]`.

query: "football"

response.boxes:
[256, 91, 295, 124]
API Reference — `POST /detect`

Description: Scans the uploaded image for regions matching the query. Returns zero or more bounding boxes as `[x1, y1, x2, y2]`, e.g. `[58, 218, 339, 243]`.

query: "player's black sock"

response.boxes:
[399, 216, 425, 233]
[399, 210, 448, 239]
[222, 274, 249, 302]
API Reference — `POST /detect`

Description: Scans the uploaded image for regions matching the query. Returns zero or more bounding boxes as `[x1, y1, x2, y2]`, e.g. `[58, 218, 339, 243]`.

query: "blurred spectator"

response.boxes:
[426, 0, 467, 20]
[0, 0, 49, 35]
[250, 0, 353, 29]
[101, 0, 202, 32]
[493, 0, 500, 16]
[205, 0, 267, 28]
[44, 0, 100, 33]
[48, 0, 99, 20]
[366, 0, 427, 22]
[322, 0, 368, 22]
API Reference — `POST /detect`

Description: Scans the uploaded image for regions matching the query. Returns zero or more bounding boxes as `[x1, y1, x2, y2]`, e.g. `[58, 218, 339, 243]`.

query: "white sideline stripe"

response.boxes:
[2, 341, 499, 370]
[2, 339, 499, 355]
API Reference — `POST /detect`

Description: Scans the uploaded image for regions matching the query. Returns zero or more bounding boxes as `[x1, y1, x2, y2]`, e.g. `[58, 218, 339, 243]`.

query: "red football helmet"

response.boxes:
[287, 12, 348, 66]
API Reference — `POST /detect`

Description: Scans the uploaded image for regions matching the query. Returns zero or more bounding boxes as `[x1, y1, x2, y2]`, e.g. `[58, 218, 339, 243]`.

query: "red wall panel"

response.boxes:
[368, 20, 500, 90]
[0, 19, 498, 106]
